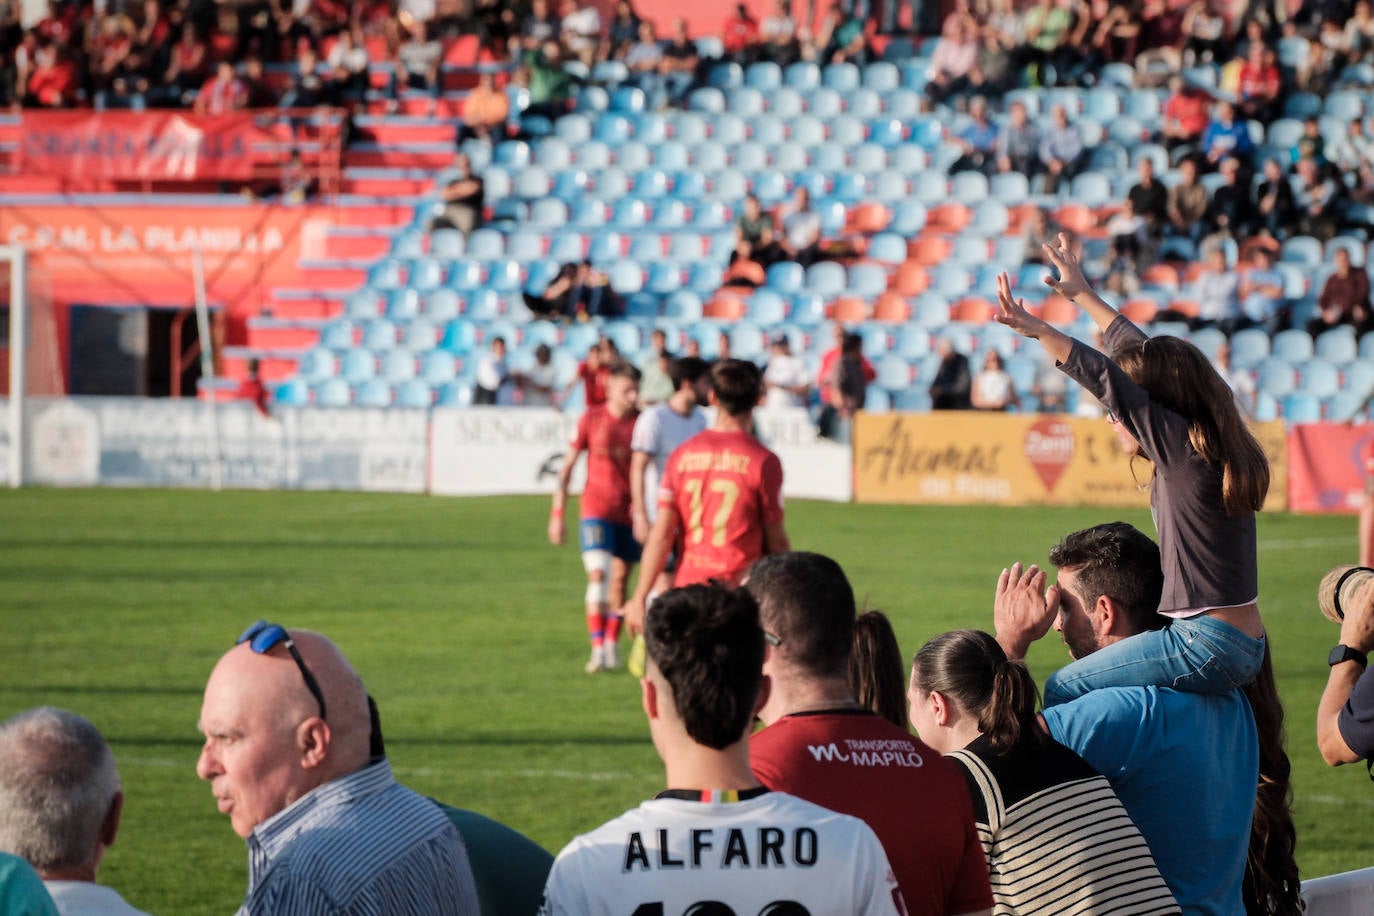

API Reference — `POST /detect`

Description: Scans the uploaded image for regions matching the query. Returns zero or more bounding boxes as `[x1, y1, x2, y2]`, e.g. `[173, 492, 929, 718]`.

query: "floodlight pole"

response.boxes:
[191, 246, 222, 492]
[4, 244, 26, 488]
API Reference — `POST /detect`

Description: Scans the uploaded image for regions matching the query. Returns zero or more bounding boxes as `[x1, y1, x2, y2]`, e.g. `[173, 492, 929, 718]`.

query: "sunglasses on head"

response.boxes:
[237, 620, 327, 721]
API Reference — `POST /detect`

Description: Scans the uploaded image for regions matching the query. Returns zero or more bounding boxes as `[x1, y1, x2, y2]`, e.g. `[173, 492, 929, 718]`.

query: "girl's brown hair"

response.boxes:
[1114, 335, 1270, 514]
[912, 629, 1041, 755]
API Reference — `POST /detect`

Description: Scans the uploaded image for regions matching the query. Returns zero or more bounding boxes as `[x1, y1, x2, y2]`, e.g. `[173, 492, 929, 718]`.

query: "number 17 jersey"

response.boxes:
[658, 429, 784, 588]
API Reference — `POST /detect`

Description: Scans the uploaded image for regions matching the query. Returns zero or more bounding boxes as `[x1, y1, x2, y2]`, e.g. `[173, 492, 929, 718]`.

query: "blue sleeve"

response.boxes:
[1338, 665, 1374, 759]
[1043, 689, 1149, 779]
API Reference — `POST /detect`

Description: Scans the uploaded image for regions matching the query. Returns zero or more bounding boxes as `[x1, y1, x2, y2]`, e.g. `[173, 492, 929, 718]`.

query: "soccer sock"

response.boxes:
[604, 613, 623, 644]
[586, 610, 604, 648]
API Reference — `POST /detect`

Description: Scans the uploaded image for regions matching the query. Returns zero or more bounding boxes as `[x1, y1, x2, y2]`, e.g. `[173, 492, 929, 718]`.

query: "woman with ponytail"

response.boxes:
[909, 630, 1180, 916]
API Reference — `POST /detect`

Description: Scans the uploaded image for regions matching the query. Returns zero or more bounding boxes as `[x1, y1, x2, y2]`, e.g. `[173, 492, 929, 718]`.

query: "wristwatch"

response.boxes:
[1328, 645, 1369, 669]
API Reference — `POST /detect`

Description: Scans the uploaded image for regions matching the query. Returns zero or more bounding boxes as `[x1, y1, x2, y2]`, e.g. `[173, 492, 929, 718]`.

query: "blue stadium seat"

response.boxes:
[556, 112, 593, 144]
[594, 112, 633, 144]
[808, 87, 844, 119]
[387, 289, 422, 322]
[1188, 327, 1227, 359]
[612, 198, 648, 230]
[1324, 90, 1364, 121]
[990, 171, 1030, 205]
[686, 261, 723, 294]
[1281, 235, 1324, 267]
[772, 143, 809, 173]
[913, 172, 949, 205]
[675, 113, 711, 147]
[421, 350, 458, 385]
[848, 264, 888, 299]
[1326, 235, 1367, 266]
[273, 378, 310, 407]
[340, 349, 377, 385]
[646, 261, 683, 295]
[321, 319, 356, 351]
[869, 118, 907, 148]
[805, 261, 847, 298]
[430, 229, 465, 260]
[863, 61, 899, 92]
[484, 260, 523, 294]
[729, 322, 767, 359]
[1326, 391, 1369, 423]
[708, 61, 743, 90]
[441, 319, 478, 354]
[1299, 359, 1341, 398]
[913, 293, 950, 328]
[868, 233, 908, 265]
[617, 141, 652, 172]
[823, 62, 860, 91]
[749, 289, 789, 324]
[951, 171, 989, 204]
[789, 293, 827, 326]
[1282, 392, 1322, 423]
[896, 325, 931, 359]
[664, 290, 704, 321]
[1070, 171, 1113, 208]
[381, 349, 417, 384]
[1313, 328, 1357, 364]
[575, 140, 612, 171]
[671, 234, 707, 263]
[447, 259, 484, 292]
[627, 233, 662, 262]
[746, 61, 782, 91]
[729, 86, 766, 117]
[368, 259, 405, 292]
[466, 229, 505, 261]
[1272, 329, 1314, 362]
[732, 142, 768, 172]
[893, 389, 931, 412]
[608, 259, 644, 293]
[691, 142, 729, 173]
[1257, 361, 1297, 397]
[594, 171, 631, 205]
[865, 387, 893, 413]
[770, 87, 804, 118]
[315, 378, 351, 407]
[394, 379, 432, 409]
[653, 199, 689, 230]
[886, 88, 922, 120]
[297, 348, 335, 383]
[435, 381, 473, 408]
[876, 354, 913, 390]
[361, 319, 397, 352]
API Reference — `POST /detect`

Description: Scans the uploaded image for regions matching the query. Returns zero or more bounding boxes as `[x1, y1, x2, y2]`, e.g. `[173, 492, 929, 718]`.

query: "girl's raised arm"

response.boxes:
[1043, 232, 1123, 334]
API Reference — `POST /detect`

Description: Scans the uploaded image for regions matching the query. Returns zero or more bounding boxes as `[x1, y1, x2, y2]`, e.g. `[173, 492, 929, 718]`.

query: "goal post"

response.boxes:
[2, 244, 64, 488]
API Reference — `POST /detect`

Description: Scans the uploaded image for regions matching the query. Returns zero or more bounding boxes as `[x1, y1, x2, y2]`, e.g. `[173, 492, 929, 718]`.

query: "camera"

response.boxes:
[1318, 565, 1374, 624]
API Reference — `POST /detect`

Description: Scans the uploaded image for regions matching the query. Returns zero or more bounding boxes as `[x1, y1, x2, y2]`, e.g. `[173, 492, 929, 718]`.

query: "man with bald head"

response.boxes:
[197, 621, 479, 914]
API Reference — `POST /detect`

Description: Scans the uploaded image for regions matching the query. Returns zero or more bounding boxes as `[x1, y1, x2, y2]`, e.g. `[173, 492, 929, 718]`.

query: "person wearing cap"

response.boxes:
[196, 622, 479, 915]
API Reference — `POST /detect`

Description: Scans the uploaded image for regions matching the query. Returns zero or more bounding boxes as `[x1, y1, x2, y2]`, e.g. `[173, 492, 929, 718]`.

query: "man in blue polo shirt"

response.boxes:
[993, 522, 1258, 916]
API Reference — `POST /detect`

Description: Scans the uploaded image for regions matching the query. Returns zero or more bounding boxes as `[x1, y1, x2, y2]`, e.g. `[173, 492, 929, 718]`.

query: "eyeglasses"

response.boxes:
[1105, 409, 1119, 424]
[762, 629, 782, 648]
[237, 620, 327, 721]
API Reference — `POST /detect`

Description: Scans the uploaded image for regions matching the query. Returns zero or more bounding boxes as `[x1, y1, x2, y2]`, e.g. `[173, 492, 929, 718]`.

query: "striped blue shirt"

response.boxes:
[239, 759, 479, 916]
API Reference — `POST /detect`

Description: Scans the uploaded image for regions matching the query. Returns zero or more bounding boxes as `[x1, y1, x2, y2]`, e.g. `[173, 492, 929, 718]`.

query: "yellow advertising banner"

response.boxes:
[853, 412, 1288, 512]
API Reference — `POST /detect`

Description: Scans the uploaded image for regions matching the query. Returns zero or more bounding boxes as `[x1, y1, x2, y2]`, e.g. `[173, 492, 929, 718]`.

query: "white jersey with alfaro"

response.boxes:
[539, 789, 907, 916]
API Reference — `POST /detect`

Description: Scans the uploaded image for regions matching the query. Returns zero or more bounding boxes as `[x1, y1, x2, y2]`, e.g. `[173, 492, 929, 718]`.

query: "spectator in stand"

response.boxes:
[1037, 103, 1083, 194]
[763, 336, 810, 409]
[1214, 341, 1258, 415]
[996, 100, 1041, 178]
[778, 187, 823, 268]
[601, 0, 640, 61]
[716, 331, 733, 361]
[1166, 157, 1209, 242]
[155, 23, 208, 107]
[519, 0, 562, 51]
[758, 0, 799, 64]
[88, 14, 136, 103]
[24, 43, 78, 108]
[1181, 0, 1227, 66]
[1347, 0, 1374, 62]
[518, 344, 559, 407]
[1254, 157, 1298, 239]
[817, 5, 868, 65]
[565, 342, 610, 407]
[971, 350, 1020, 411]
[624, 21, 665, 108]
[1019, 208, 1059, 263]
[930, 338, 973, 410]
[1022, 0, 1073, 85]
[950, 95, 999, 176]
[659, 18, 698, 109]
[1207, 156, 1256, 241]
[521, 38, 573, 120]
[925, 16, 983, 105]
[1103, 199, 1147, 293]
[821, 332, 868, 441]
[474, 337, 513, 405]
[723, 241, 767, 288]
[194, 60, 247, 114]
[567, 261, 625, 320]
[1291, 116, 1325, 166]
[1235, 43, 1281, 122]
[722, 2, 762, 64]
[735, 193, 783, 267]
[1128, 156, 1169, 239]
[524, 262, 579, 320]
[817, 323, 875, 432]
[325, 28, 370, 107]
[1327, 118, 1374, 191]
[429, 153, 484, 237]
[1308, 248, 1373, 337]
[1186, 247, 1244, 333]
[391, 19, 441, 115]
[979, 0, 1027, 92]
[1201, 101, 1254, 170]
[457, 71, 509, 144]
[561, 0, 602, 66]
[280, 45, 330, 108]
[1160, 74, 1211, 149]
[133, 0, 173, 74]
[1238, 247, 1289, 333]
[1133, 0, 1188, 83]
[637, 329, 674, 405]
[1294, 155, 1345, 241]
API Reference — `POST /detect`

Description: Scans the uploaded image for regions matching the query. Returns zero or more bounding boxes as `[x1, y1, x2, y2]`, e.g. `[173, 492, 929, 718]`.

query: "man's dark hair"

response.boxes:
[610, 361, 641, 382]
[745, 552, 854, 679]
[1048, 522, 1164, 634]
[644, 584, 764, 750]
[710, 359, 762, 417]
[669, 356, 710, 391]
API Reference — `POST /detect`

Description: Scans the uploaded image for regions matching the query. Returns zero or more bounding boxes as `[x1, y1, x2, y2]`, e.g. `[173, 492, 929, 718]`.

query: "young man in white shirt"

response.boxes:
[539, 583, 906, 916]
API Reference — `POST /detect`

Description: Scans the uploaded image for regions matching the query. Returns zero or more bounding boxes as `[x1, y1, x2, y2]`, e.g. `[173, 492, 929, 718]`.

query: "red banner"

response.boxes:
[19, 111, 267, 181]
[1288, 423, 1374, 514]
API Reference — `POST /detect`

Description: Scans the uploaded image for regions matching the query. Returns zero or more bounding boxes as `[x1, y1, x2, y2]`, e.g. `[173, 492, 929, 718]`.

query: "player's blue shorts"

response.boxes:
[580, 519, 642, 563]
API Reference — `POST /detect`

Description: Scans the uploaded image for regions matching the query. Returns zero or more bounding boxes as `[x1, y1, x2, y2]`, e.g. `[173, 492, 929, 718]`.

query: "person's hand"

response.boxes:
[994, 562, 1061, 661]
[623, 594, 648, 637]
[548, 511, 565, 546]
[1042, 232, 1091, 301]
[1339, 577, 1374, 654]
[995, 272, 1047, 339]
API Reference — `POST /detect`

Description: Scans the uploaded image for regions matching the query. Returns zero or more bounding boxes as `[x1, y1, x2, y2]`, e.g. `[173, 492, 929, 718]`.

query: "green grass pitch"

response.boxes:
[1, 488, 1370, 914]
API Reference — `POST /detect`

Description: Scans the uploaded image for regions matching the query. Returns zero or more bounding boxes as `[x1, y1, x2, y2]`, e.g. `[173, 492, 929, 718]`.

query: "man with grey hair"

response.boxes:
[0, 707, 148, 915]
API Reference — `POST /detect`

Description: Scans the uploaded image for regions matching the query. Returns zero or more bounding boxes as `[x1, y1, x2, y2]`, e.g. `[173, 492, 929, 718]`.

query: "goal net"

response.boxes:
[2, 245, 65, 487]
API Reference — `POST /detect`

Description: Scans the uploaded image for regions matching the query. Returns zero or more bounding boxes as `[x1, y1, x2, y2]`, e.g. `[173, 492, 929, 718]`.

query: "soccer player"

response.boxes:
[629, 355, 711, 600]
[624, 360, 788, 635]
[549, 363, 642, 673]
[538, 583, 906, 916]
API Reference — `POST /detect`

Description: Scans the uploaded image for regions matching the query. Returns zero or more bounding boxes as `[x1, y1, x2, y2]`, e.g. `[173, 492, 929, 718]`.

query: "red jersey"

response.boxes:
[658, 429, 783, 587]
[817, 348, 877, 405]
[751, 711, 994, 916]
[577, 362, 608, 406]
[571, 405, 638, 525]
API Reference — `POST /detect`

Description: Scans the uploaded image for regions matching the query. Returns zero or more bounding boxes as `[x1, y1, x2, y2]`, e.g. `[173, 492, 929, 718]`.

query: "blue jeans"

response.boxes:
[1043, 614, 1267, 707]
